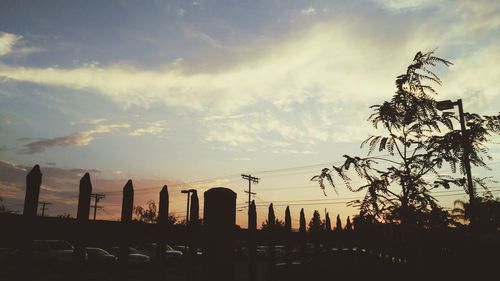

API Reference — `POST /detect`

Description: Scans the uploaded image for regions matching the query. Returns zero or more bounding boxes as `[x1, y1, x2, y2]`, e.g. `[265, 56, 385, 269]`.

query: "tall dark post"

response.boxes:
[121, 180, 134, 222]
[156, 185, 169, 279]
[248, 200, 257, 281]
[203, 187, 237, 281]
[119, 180, 134, 278]
[284, 206, 292, 266]
[74, 173, 92, 267]
[23, 165, 42, 217]
[457, 100, 475, 227]
[436, 99, 475, 228]
[187, 191, 200, 281]
[21, 165, 42, 273]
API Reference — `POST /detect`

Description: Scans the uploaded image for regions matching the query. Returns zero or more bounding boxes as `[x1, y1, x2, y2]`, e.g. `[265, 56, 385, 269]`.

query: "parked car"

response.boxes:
[0, 248, 15, 264]
[30, 240, 76, 264]
[86, 247, 117, 266]
[106, 247, 150, 264]
[135, 243, 183, 263]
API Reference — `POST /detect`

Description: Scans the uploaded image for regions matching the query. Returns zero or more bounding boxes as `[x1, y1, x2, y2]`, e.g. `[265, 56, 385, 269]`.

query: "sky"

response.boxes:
[0, 0, 499, 228]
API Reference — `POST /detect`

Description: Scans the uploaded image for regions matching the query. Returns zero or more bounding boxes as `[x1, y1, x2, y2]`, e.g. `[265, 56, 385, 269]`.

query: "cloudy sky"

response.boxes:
[0, 0, 499, 227]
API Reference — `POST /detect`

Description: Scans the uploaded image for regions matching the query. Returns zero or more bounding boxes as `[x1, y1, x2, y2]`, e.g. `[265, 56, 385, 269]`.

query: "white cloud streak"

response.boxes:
[0, 1, 498, 151]
[129, 120, 168, 137]
[19, 123, 130, 154]
[0, 22, 411, 114]
[0, 32, 22, 56]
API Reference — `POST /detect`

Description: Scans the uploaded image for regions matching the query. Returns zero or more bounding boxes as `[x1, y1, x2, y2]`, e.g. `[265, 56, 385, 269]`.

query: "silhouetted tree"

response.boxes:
[453, 194, 500, 233]
[134, 199, 158, 223]
[308, 210, 325, 232]
[312, 50, 500, 227]
[133, 199, 179, 225]
[325, 212, 332, 231]
[261, 218, 286, 230]
[335, 214, 342, 231]
[261, 203, 287, 230]
[345, 216, 352, 231]
[285, 206, 292, 231]
[56, 213, 72, 219]
[299, 208, 306, 232]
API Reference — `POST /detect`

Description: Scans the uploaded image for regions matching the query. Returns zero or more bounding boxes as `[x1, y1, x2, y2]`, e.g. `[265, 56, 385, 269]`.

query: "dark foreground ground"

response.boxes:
[2, 248, 497, 281]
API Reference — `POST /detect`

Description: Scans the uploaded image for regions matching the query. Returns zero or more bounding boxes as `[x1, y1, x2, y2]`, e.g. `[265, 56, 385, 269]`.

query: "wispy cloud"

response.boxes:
[372, 0, 436, 11]
[0, 22, 412, 114]
[19, 123, 130, 154]
[0, 1, 498, 151]
[0, 31, 44, 57]
[128, 120, 168, 137]
[0, 32, 22, 56]
[301, 7, 316, 16]
[202, 110, 333, 151]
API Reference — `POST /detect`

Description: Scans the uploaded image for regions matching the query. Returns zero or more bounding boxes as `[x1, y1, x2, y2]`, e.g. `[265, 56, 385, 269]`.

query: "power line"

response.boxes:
[236, 188, 500, 208]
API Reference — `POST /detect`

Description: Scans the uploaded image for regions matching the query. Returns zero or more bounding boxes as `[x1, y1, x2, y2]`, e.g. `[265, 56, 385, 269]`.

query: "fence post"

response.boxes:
[21, 165, 42, 277]
[156, 185, 169, 279]
[202, 187, 236, 281]
[187, 190, 200, 281]
[118, 180, 134, 280]
[74, 173, 92, 275]
[248, 200, 257, 281]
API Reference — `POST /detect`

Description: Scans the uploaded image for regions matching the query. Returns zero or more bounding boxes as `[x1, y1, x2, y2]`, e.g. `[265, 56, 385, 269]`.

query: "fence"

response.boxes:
[1, 165, 479, 280]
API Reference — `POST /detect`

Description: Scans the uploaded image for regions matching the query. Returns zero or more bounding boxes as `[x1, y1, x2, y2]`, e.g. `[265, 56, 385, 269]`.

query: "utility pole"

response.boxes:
[437, 99, 475, 228]
[39, 202, 51, 217]
[242, 174, 259, 227]
[90, 193, 106, 220]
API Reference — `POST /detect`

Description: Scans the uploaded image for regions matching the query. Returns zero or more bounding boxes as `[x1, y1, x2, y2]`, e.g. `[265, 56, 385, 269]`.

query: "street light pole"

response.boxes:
[436, 99, 475, 227]
[181, 189, 196, 225]
[181, 188, 196, 259]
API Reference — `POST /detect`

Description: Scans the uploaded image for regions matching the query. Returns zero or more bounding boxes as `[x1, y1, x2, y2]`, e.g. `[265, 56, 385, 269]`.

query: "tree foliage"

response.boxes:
[261, 218, 286, 231]
[308, 210, 325, 232]
[312, 50, 500, 227]
[452, 194, 500, 233]
[133, 199, 179, 225]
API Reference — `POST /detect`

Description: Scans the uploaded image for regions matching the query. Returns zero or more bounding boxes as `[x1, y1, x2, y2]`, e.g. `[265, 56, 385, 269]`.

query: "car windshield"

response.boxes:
[129, 247, 140, 254]
[165, 245, 174, 251]
[87, 248, 109, 256]
[33, 241, 50, 251]
[49, 241, 73, 250]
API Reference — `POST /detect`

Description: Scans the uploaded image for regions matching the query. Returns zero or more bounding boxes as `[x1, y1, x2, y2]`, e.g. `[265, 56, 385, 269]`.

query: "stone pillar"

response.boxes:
[74, 173, 92, 267]
[202, 187, 236, 281]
